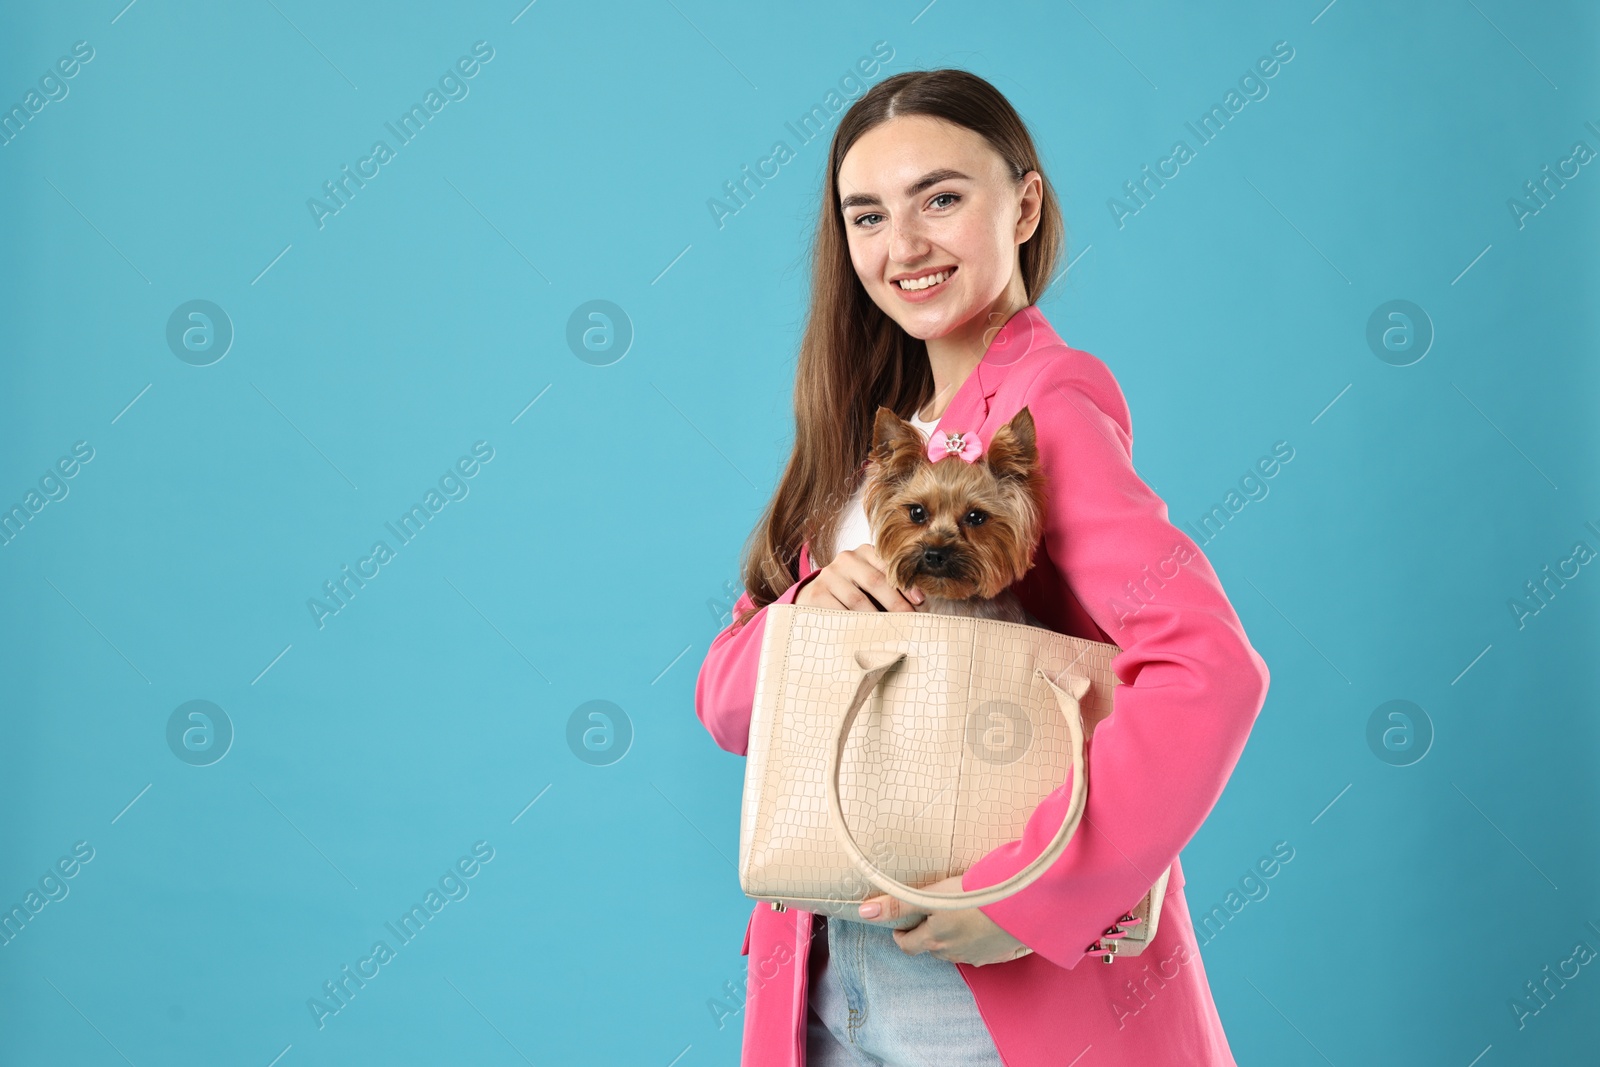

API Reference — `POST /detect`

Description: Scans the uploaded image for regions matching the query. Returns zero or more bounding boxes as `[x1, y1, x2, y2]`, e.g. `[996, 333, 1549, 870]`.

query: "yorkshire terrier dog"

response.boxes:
[863, 405, 1049, 627]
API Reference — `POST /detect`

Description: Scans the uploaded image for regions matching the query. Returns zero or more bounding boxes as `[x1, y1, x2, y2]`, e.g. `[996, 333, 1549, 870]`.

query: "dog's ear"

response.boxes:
[868, 405, 927, 481]
[985, 406, 1038, 482]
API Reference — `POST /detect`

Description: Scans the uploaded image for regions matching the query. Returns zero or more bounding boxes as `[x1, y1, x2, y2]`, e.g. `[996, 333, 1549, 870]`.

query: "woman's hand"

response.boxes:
[796, 545, 925, 612]
[856, 876, 1033, 966]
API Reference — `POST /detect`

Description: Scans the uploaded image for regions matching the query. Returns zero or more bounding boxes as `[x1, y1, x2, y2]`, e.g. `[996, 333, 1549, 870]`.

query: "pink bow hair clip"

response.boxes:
[926, 428, 984, 464]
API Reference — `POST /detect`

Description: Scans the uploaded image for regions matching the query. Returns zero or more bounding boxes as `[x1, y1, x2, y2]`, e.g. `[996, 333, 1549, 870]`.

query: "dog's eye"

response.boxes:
[907, 504, 928, 524]
[963, 509, 988, 526]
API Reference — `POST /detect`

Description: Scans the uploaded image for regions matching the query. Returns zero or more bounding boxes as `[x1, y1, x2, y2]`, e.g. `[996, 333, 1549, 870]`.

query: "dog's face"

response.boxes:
[863, 405, 1048, 600]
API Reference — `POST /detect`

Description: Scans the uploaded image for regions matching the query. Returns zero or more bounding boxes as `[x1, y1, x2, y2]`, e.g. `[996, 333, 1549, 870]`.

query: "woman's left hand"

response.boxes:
[857, 876, 1034, 966]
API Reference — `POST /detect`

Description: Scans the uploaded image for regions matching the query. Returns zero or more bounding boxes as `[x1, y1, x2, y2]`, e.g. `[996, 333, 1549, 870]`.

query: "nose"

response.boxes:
[921, 545, 950, 569]
[889, 215, 928, 263]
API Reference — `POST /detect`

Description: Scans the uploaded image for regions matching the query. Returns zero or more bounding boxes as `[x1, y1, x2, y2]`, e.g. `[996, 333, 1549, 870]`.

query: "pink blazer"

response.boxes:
[695, 304, 1270, 1066]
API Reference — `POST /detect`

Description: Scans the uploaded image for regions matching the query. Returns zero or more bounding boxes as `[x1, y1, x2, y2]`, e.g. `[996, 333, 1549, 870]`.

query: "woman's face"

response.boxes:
[836, 114, 1041, 343]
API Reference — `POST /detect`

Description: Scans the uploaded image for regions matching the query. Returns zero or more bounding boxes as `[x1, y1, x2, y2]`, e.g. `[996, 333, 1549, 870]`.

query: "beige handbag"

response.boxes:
[740, 602, 1170, 961]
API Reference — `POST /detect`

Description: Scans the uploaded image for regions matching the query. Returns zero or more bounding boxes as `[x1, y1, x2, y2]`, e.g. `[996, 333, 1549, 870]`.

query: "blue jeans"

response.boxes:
[806, 915, 1005, 1066]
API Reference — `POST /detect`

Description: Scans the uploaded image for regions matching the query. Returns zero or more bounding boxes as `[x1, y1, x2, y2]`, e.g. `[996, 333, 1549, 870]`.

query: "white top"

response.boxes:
[828, 409, 941, 564]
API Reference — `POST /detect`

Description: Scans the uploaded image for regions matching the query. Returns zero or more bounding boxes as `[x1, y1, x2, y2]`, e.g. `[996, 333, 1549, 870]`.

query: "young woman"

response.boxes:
[695, 69, 1270, 1067]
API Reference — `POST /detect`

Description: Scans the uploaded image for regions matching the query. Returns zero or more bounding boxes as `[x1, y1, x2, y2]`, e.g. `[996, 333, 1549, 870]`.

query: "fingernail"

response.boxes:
[911, 589, 924, 604]
[858, 902, 881, 919]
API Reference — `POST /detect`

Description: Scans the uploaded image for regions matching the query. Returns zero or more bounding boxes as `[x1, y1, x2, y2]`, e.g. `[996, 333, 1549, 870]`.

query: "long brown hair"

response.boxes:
[734, 68, 1065, 627]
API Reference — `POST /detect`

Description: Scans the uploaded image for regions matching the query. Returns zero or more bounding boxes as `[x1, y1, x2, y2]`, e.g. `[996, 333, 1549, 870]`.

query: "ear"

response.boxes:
[984, 406, 1038, 482]
[869, 406, 928, 482]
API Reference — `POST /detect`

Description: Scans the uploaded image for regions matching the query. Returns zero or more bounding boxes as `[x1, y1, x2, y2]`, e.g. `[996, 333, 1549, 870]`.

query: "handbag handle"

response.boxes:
[824, 649, 1092, 910]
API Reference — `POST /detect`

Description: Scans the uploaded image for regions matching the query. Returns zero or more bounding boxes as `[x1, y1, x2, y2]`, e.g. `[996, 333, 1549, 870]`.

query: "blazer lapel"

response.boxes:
[933, 303, 1038, 439]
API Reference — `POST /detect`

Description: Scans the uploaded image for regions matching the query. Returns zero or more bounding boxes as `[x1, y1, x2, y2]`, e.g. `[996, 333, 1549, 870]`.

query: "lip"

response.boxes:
[891, 265, 957, 303]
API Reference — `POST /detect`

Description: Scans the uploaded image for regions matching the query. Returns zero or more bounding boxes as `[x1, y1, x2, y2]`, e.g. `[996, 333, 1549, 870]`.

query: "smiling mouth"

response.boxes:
[895, 266, 957, 292]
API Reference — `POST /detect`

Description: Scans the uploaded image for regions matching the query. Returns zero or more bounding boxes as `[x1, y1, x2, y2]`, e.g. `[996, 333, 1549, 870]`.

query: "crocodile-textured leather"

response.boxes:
[825, 653, 1091, 911]
[740, 602, 1169, 955]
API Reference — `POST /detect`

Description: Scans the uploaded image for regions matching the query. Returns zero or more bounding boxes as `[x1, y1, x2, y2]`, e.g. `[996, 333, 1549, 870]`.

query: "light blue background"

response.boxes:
[1, 1, 1595, 1064]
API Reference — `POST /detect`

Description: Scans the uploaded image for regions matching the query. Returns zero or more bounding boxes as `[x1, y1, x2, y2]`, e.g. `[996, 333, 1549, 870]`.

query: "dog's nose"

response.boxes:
[921, 545, 950, 569]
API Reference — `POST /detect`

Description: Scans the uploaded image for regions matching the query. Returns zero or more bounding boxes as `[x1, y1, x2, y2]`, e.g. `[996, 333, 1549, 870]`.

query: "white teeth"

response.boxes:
[897, 269, 952, 291]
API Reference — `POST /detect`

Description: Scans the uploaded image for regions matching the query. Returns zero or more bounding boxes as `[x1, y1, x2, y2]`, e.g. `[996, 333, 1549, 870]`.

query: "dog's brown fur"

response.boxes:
[863, 405, 1048, 624]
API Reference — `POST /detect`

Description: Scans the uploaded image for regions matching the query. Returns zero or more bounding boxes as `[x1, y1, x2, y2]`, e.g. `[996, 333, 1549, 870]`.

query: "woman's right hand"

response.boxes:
[795, 545, 925, 612]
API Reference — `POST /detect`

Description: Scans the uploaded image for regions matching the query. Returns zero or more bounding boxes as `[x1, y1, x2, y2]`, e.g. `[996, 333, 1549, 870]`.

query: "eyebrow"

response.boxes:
[839, 168, 972, 212]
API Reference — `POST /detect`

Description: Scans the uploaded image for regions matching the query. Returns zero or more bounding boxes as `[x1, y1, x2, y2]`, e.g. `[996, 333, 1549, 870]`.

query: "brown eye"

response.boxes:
[908, 504, 928, 524]
[963, 510, 988, 526]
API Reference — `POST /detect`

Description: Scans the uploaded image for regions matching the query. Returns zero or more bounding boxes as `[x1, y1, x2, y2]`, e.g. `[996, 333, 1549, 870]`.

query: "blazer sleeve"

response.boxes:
[959, 350, 1271, 970]
[695, 566, 824, 757]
